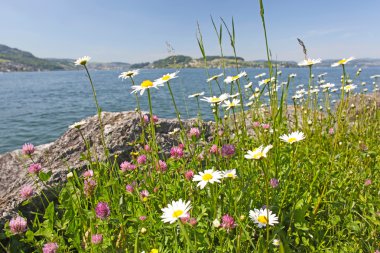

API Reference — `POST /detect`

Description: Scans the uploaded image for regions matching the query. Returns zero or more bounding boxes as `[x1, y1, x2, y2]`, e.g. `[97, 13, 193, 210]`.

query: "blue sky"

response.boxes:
[1, 0, 379, 63]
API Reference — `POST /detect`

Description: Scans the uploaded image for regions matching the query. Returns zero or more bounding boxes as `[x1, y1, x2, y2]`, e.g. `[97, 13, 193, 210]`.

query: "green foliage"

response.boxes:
[2, 3, 380, 253]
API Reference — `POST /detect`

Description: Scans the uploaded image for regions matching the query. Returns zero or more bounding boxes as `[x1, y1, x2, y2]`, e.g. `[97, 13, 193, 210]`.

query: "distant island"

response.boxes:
[1, 44, 380, 72]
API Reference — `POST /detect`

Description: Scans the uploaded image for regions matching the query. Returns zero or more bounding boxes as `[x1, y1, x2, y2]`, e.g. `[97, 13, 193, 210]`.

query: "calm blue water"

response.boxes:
[0, 67, 379, 153]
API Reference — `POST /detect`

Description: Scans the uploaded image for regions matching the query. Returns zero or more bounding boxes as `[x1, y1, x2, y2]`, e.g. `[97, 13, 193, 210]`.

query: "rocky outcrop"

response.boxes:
[0, 111, 212, 224]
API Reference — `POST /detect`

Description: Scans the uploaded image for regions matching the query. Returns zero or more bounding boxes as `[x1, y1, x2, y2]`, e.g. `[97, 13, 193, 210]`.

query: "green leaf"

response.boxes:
[38, 171, 52, 182]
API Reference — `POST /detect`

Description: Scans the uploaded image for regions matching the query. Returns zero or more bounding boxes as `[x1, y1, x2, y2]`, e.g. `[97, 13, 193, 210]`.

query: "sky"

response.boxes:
[1, 0, 380, 63]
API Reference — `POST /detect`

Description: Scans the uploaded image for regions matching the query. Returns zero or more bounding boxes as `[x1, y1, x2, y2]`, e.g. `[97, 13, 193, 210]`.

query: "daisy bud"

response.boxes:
[273, 239, 280, 246]
[67, 172, 74, 179]
[212, 218, 221, 228]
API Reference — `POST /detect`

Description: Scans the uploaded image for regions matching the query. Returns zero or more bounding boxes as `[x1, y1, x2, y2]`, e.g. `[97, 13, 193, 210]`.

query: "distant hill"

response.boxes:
[148, 55, 298, 69]
[2, 44, 380, 72]
[0, 44, 130, 72]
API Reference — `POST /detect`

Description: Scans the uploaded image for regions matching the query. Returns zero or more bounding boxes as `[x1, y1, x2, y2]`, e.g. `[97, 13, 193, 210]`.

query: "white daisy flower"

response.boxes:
[245, 101, 254, 107]
[298, 58, 321, 67]
[277, 71, 282, 75]
[296, 89, 306, 94]
[223, 169, 237, 179]
[188, 92, 205, 98]
[74, 56, 91, 66]
[331, 57, 355, 67]
[289, 73, 297, 78]
[310, 88, 320, 94]
[161, 199, 192, 224]
[229, 92, 240, 98]
[224, 71, 247, 84]
[259, 77, 275, 86]
[254, 73, 266, 79]
[279, 131, 305, 144]
[222, 99, 240, 110]
[69, 119, 87, 129]
[249, 92, 260, 100]
[292, 94, 303, 100]
[193, 169, 223, 189]
[200, 93, 229, 105]
[154, 71, 179, 84]
[320, 83, 335, 89]
[131, 80, 163, 96]
[370, 75, 380, 79]
[168, 128, 180, 135]
[119, 70, 139, 79]
[318, 72, 328, 78]
[296, 84, 304, 89]
[342, 84, 357, 92]
[249, 208, 279, 228]
[244, 82, 253, 89]
[273, 239, 280, 247]
[207, 73, 224, 82]
[244, 145, 273, 160]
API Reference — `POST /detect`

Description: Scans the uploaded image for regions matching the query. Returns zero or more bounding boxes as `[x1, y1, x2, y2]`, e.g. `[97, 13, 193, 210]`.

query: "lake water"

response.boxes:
[1, 67, 379, 154]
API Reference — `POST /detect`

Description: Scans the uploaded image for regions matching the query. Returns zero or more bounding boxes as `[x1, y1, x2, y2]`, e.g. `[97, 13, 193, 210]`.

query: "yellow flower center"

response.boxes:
[202, 173, 213, 181]
[226, 173, 234, 178]
[162, 75, 171, 81]
[257, 215, 268, 224]
[172, 210, 184, 218]
[253, 152, 263, 159]
[263, 78, 271, 84]
[210, 97, 221, 103]
[288, 137, 297, 143]
[232, 75, 239, 81]
[338, 59, 347, 65]
[141, 80, 154, 88]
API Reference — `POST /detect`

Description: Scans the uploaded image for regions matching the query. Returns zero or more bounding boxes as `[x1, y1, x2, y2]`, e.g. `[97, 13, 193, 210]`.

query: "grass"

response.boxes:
[2, 2, 380, 253]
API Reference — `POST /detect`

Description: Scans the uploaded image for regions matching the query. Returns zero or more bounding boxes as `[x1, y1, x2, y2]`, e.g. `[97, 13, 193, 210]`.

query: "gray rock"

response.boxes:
[0, 111, 212, 224]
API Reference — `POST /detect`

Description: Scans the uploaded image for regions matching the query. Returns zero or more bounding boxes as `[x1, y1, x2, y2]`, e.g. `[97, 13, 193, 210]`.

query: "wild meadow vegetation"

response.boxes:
[2, 1, 380, 252]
